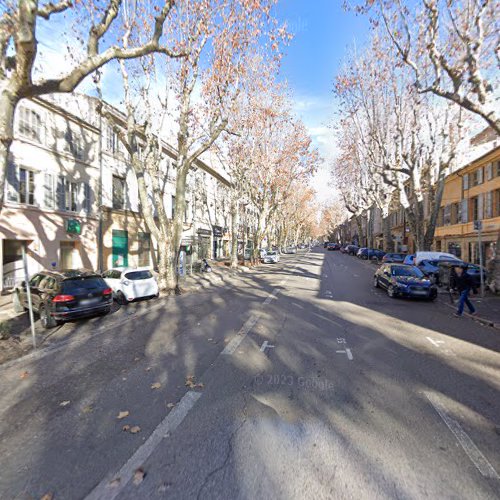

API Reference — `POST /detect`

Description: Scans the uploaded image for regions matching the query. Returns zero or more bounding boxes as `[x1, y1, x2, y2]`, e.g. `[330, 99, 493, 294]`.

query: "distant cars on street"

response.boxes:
[382, 253, 407, 263]
[102, 267, 159, 304]
[283, 246, 297, 254]
[263, 251, 280, 263]
[373, 264, 437, 300]
[327, 243, 340, 251]
[345, 245, 360, 256]
[13, 270, 113, 328]
[357, 248, 385, 260]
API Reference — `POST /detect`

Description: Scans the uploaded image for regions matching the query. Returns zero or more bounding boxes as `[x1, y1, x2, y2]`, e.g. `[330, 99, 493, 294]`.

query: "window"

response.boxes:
[443, 204, 451, 225]
[471, 196, 479, 221]
[485, 191, 493, 218]
[470, 167, 483, 187]
[64, 181, 78, 212]
[107, 125, 120, 154]
[171, 195, 176, 219]
[112, 175, 126, 210]
[495, 160, 500, 178]
[44, 173, 55, 209]
[29, 274, 44, 288]
[18, 106, 43, 143]
[64, 127, 85, 160]
[462, 173, 469, 191]
[19, 168, 35, 205]
[448, 243, 462, 259]
[495, 189, 500, 218]
[138, 232, 151, 267]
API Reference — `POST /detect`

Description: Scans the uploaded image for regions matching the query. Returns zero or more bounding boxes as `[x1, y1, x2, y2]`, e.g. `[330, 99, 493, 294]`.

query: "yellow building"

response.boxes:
[434, 146, 500, 265]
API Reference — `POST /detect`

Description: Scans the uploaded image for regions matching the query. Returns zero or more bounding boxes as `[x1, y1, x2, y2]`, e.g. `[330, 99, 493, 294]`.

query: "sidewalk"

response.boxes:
[438, 289, 500, 329]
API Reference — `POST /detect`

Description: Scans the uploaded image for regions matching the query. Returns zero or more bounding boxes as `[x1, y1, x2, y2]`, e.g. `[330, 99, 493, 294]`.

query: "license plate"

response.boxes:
[80, 298, 100, 306]
[412, 290, 427, 296]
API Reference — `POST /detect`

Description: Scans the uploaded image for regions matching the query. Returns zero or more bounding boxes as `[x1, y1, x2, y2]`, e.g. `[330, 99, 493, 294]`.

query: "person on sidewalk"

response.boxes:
[450, 265, 477, 317]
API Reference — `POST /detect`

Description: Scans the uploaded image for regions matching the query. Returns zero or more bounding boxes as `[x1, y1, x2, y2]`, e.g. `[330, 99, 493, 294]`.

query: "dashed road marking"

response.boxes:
[425, 392, 500, 480]
[85, 391, 202, 500]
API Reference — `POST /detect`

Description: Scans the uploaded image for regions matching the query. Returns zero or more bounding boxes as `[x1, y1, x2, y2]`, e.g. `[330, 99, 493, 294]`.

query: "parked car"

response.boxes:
[283, 246, 297, 254]
[373, 264, 437, 300]
[357, 248, 385, 260]
[327, 243, 340, 251]
[438, 261, 488, 289]
[263, 251, 280, 264]
[259, 249, 267, 259]
[345, 245, 360, 256]
[323, 242, 329, 248]
[417, 258, 464, 284]
[13, 270, 113, 328]
[339, 245, 349, 254]
[102, 267, 159, 304]
[382, 253, 407, 264]
[403, 251, 461, 266]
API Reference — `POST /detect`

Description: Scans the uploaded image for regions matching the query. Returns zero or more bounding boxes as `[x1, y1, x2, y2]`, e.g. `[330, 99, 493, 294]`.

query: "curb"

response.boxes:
[438, 299, 500, 330]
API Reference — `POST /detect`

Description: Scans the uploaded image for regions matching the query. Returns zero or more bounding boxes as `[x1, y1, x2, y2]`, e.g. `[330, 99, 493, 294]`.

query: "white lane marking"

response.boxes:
[85, 391, 202, 500]
[426, 337, 445, 347]
[222, 313, 261, 355]
[336, 349, 353, 361]
[260, 340, 275, 353]
[425, 392, 500, 480]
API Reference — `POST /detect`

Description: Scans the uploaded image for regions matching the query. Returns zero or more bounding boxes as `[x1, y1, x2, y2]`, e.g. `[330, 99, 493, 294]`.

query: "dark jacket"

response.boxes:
[450, 272, 476, 293]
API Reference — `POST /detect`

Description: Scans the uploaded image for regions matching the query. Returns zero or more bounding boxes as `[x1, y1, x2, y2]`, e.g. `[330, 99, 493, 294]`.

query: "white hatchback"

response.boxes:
[102, 267, 159, 304]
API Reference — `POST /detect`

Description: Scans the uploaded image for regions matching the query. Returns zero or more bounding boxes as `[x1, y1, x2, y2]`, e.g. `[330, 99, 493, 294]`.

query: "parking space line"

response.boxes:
[85, 391, 202, 500]
[425, 392, 500, 480]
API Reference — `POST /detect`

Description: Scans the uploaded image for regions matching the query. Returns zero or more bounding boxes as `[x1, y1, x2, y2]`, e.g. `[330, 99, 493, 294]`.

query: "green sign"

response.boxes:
[66, 219, 81, 235]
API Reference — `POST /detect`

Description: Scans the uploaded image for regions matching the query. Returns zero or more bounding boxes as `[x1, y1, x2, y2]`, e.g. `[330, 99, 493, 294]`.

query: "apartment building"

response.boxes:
[435, 145, 500, 265]
[0, 96, 100, 292]
[1, 93, 235, 292]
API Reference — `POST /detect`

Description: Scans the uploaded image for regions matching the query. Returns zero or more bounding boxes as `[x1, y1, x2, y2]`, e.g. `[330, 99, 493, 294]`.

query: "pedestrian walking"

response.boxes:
[450, 265, 477, 317]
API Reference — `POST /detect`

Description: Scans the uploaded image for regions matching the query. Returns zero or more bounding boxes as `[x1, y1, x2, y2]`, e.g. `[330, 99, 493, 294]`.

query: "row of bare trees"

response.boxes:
[0, 1, 320, 291]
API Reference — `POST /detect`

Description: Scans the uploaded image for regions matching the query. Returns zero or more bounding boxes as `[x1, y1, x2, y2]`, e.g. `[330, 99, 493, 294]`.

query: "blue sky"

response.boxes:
[274, 0, 371, 201]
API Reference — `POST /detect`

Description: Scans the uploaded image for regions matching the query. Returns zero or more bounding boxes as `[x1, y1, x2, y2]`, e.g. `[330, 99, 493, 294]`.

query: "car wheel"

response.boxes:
[100, 307, 111, 315]
[117, 291, 128, 305]
[387, 285, 397, 298]
[13, 292, 25, 313]
[40, 304, 57, 329]
[429, 290, 437, 301]
[373, 276, 379, 288]
[362, 255, 368, 260]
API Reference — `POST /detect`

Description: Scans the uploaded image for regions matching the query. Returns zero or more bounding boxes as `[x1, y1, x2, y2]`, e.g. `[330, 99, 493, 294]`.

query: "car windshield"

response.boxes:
[62, 276, 106, 293]
[267, 252, 276, 256]
[391, 266, 424, 278]
[125, 270, 153, 280]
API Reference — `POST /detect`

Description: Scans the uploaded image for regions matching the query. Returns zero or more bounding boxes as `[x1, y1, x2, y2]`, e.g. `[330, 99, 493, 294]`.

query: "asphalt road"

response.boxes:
[1, 248, 499, 500]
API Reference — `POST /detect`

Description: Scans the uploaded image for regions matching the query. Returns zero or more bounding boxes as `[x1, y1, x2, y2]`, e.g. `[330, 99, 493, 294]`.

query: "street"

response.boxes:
[1, 248, 499, 500]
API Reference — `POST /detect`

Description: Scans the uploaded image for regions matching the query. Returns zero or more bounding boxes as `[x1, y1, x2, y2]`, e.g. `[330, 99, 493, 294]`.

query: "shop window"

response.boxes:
[470, 196, 479, 221]
[448, 243, 462, 259]
[138, 232, 151, 267]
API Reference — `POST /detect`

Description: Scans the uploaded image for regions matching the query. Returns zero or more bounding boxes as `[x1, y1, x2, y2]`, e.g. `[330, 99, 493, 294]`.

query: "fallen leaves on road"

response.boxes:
[185, 375, 204, 390]
[59, 400, 71, 407]
[166, 403, 175, 409]
[145, 367, 152, 372]
[40, 493, 53, 500]
[82, 405, 93, 414]
[130, 425, 141, 434]
[133, 467, 145, 485]
[150, 382, 161, 390]
[108, 478, 121, 488]
[20, 371, 29, 379]
[117, 411, 129, 419]
[122, 425, 131, 432]
[134, 357, 140, 361]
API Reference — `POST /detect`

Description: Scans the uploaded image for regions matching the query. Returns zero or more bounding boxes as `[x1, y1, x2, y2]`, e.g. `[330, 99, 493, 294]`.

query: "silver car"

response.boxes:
[263, 251, 280, 264]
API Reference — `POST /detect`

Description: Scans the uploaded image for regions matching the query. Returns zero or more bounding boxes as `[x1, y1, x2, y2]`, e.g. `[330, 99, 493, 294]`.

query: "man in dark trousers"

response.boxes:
[450, 265, 477, 317]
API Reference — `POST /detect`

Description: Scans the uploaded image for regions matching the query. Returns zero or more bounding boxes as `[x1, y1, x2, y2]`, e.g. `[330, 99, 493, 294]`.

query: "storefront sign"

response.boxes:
[66, 219, 81, 235]
[197, 228, 211, 236]
[213, 225, 223, 237]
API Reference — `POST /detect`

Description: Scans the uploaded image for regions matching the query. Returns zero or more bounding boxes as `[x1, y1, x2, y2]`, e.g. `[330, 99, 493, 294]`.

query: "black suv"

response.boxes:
[14, 270, 113, 328]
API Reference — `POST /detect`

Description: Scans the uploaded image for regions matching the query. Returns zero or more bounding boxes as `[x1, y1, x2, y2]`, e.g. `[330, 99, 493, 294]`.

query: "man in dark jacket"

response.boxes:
[450, 265, 477, 317]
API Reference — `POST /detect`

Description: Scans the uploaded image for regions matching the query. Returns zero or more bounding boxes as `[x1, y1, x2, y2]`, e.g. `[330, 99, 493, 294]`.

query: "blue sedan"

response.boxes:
[374, 264, 437, 300]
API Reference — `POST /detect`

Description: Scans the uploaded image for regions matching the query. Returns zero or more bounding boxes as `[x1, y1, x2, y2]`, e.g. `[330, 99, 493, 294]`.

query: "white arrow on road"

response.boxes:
[260, 340, 275, 352]
[336, 348, 353, 360]
[426, 337, 445, 347]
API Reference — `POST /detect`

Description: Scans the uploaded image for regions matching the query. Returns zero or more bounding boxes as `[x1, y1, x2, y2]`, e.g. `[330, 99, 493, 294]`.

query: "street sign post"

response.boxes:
[473, 220, 485, 298]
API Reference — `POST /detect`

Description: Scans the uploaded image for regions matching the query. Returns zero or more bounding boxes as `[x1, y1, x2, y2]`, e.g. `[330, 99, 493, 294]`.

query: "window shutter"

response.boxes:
[462, 174, 469, 190]
[477, 193, 484, 220]
[485, 191, 493, 218]
[485, 163, 493, 181]
[83, 182, 91, 213]
[6, 159, 19, 202]
[461, 199, 468, 223]
[477, 167, 483, 185]
[44, 173, 55, 208]
[57, 176, 65, 210]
